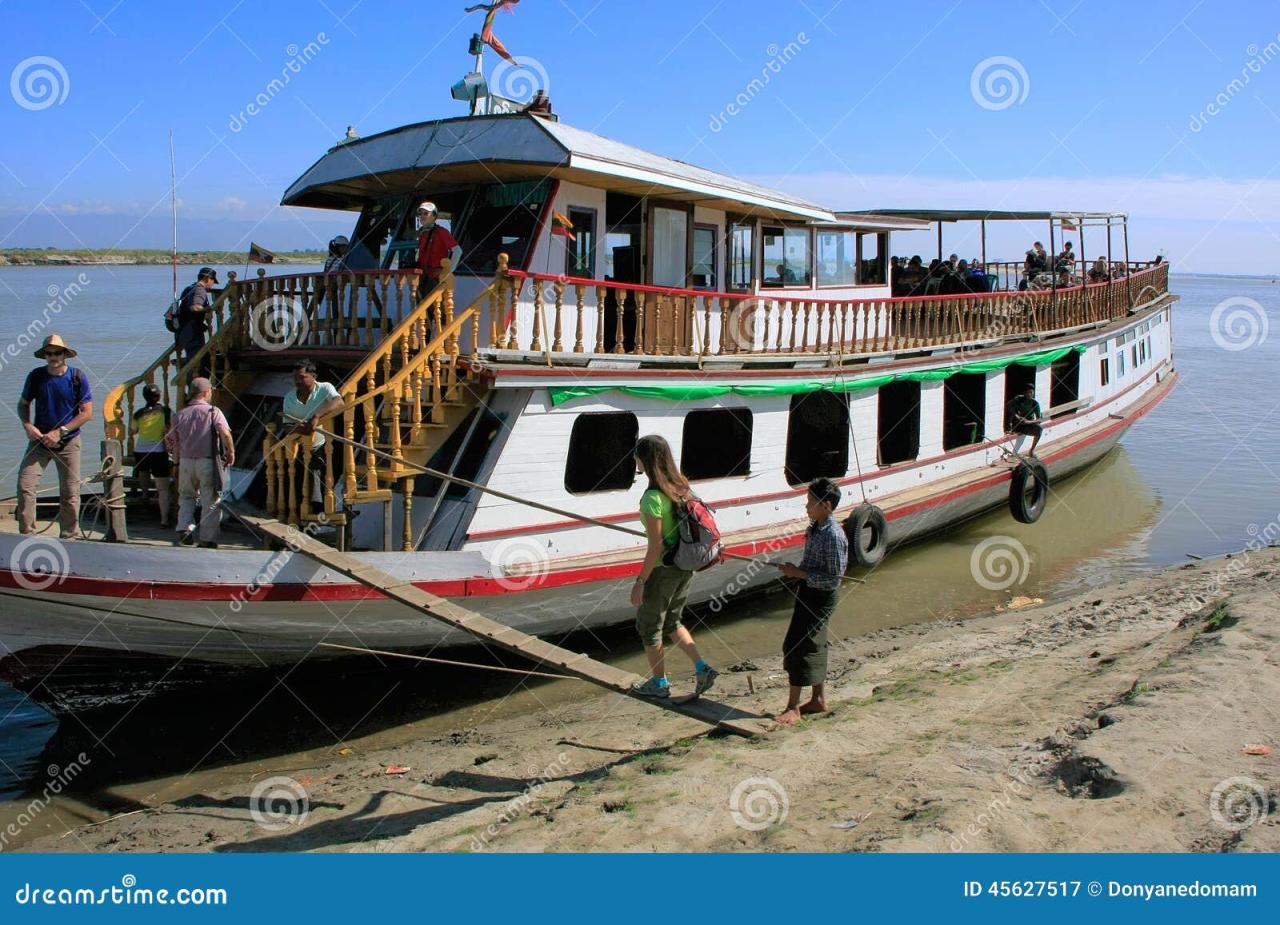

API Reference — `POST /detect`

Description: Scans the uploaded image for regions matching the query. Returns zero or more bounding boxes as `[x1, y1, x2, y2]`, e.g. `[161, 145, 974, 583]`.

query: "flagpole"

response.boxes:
[169, 130, 178, 302]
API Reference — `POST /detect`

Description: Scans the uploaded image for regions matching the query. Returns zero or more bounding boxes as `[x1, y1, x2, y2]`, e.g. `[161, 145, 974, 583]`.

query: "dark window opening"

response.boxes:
[565, 207, 597, 278]
[942, 373, 987, 451]
[1099, 357, 1110, 387]
[602, 193, 643, 352]
[456, 180, 551, 275]
[1050, 351, 1080, 416]
[682, 408, 752, 480]
[877, 381, 920, 466]
[728, 221, 754, 290]
[415, 406, 504, 500]
[564, 412, 639, 494]
[1004, 364, 1037, 429]
[785, 391, 849, 486]
[858, 232, 887, 285]
[692, 224, 717, 289]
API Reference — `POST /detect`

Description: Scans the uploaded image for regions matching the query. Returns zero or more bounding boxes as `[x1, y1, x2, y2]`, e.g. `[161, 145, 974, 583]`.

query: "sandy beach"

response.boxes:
[18, 546, 1277, 855]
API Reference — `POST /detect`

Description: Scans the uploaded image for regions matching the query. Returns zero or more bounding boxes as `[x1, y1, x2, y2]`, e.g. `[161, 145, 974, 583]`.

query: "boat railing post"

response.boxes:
[101, 437, 128, 543]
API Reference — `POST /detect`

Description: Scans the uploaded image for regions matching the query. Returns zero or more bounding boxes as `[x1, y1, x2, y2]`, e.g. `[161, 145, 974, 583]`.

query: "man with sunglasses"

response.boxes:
[17, 334, 93, 538]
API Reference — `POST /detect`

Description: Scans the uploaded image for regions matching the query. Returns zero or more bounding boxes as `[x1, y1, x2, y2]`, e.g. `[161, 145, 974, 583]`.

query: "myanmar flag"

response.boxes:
[551, 212, 575, 242]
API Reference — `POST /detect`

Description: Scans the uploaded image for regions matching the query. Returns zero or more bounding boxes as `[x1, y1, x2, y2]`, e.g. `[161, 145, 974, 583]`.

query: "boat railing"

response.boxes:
[261, 258, 508, 546]
[499, 261, 1170, 360]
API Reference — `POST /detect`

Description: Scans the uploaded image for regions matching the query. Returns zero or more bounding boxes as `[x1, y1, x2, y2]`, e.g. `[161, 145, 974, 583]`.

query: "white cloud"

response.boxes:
[216, 195, 249, 213]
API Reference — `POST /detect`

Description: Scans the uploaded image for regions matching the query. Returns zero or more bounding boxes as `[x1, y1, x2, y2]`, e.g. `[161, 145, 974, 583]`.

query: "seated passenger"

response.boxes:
[1088, 258, 1109, 283]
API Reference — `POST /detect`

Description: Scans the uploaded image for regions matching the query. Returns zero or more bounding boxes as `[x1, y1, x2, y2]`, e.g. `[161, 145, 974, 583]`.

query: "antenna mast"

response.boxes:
[169, 130, 178, 301]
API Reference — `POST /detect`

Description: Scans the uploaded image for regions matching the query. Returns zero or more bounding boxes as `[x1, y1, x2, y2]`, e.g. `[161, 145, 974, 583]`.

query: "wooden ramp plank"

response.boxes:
[238, 509, 773, 737]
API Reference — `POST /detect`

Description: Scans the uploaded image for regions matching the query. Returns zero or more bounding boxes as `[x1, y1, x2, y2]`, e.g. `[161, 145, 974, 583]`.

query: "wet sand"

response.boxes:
[18, 546, 1278, 854]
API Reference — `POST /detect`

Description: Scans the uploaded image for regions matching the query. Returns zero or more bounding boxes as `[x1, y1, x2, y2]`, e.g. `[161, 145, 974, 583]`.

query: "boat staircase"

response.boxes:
[103, 257, 515, 551]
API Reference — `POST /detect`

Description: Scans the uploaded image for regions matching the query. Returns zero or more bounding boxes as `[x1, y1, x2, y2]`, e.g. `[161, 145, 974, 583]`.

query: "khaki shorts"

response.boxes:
[635, 564, 693, 647]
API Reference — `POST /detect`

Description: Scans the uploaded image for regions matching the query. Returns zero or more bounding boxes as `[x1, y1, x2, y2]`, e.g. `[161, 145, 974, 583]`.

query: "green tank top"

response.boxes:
[639, 488, 679, 549]
[134, 406, 168, 446]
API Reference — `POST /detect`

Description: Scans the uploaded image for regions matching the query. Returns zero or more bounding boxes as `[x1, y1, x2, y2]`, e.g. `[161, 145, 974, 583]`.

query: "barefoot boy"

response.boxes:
[776, 477, 849, 725]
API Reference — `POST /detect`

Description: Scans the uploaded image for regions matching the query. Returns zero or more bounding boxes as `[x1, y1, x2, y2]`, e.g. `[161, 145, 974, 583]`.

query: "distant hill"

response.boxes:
[0, 248, 324, 266]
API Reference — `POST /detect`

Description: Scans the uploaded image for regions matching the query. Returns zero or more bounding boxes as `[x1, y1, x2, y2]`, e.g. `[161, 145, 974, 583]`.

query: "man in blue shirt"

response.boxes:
[17, 334, 93, 538]
[177, 267, 219, 373]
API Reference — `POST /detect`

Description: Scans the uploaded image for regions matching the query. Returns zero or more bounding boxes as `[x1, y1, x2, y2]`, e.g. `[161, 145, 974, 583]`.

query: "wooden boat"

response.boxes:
[0, 108, 1177, 711]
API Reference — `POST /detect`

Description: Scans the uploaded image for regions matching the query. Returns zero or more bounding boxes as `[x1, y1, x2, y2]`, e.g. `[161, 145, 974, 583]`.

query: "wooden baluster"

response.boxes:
[344, 407, 358, 501]
[401, 479, 413, 552]
[506, 278, 522, 350]
[701, 295, 712, 357]
[430, 353, 444, 424]
[379, 274, 391, 340]
[634, 291, 646, 354]
[788, 300, 799, 352]
[323, 437, 335, 515]
[471, 299, 481, 365]
[285, 440, 300, 527]
[614, 288, 627, 354]
[263, 425, 277, 516]
[362, 395, 377, 493]
[595, 286, 607, 353]
[390, 389, 403, 460]
[531, 280, 544, 352]
[573, 283, 585, 353]
[299, 435, 312, 521]
[489, 278, 502, 351]
[552, 279, 565, 352]
[411, 366, 424, 442]
[652, 294, 664, 355]
[718, 297, 730, 355]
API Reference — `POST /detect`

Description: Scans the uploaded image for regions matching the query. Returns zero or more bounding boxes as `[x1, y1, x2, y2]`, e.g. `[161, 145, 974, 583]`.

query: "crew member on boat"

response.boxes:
[16, 334, 93, 539]
[284, 359, 344, 503]
[415, 201, 462, 300]
[1006, 383, 1044, 457]
[176, 267, 220, 375]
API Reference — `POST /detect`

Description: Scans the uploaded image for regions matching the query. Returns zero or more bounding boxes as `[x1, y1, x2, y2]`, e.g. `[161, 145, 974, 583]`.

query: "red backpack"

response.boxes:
[667, 495, 725, 572]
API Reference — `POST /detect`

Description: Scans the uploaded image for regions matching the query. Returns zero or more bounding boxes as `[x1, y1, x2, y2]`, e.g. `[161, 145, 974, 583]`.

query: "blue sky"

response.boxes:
[1, 0, 1278, 271]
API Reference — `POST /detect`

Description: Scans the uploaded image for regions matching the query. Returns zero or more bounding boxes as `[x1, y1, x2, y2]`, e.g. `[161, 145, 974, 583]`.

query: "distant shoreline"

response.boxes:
[0, 249, 324, 267]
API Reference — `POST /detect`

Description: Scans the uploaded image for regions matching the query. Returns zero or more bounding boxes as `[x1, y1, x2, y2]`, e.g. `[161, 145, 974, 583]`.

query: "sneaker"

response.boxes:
[695, 665, 719, 696]
[173, 530, 194, 547]
[630, 677, 670, 699]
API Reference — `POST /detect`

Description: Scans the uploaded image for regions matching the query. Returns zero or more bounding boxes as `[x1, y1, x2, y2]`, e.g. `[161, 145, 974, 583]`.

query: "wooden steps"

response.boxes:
[233, 507, 774, 738]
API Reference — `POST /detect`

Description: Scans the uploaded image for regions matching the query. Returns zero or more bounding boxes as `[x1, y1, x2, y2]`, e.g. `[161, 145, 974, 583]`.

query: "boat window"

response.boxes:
[1099, 357, 1110, 387]
[816, 230, 856, 287]
[692, 225, 717, 289]
[858, 233, 887, 285]
[728, 221, 754, 290]
[682, 408, 752, 480]
[761, 226, 811, 287]
[1131, 344, 1138, 367]
[942, 373, 987, 450]
[348, 198, 410, 270]
[457, 180, 551, 275]
[1003, 364, 1036, 427]
[564, 412, 638, 494]
[1116, 351, 1126, 377]
[877, 381, 920, 465]
[1049, 352, 1080, 416]
[785, 391, 849, 485]
[652, 206, 690, 288]
[605, 193, 643, 284]
[565, 207, 597, 278]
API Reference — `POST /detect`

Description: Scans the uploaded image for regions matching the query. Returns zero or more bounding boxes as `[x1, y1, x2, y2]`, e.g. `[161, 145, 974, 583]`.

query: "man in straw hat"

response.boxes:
[17, 334, 93, 538]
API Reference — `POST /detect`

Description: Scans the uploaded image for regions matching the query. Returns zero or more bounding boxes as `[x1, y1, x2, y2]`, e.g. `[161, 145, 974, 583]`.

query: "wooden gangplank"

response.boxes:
[238, 510, 773, 737]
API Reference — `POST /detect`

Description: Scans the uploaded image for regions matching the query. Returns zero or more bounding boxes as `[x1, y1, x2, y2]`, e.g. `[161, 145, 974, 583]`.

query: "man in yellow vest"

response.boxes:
[131, 383, 173, 527]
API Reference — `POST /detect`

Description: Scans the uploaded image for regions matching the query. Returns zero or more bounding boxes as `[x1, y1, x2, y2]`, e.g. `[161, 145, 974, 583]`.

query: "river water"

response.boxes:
[0, 267, 1276, 837]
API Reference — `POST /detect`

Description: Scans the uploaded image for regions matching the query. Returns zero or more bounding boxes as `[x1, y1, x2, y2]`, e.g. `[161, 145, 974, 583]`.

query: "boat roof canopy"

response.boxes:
[841, 208, 1129, 224]
[282, 114, 834, 222]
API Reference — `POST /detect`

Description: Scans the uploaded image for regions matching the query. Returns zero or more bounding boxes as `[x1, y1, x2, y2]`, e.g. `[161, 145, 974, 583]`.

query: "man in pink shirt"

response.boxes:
[165, 377, 235, 547]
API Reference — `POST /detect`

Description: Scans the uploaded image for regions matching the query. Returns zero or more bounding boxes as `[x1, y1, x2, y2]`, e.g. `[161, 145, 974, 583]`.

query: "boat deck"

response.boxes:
[0, 495, 262, 550]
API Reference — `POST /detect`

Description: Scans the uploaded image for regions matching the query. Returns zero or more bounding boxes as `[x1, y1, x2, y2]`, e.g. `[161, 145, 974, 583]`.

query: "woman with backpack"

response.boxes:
[629, 435, 719, 699]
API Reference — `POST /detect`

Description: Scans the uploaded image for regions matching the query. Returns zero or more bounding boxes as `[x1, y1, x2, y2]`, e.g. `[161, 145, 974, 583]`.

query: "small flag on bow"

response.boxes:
[465, 0, 520, 63]
[248, 242, 277, 264]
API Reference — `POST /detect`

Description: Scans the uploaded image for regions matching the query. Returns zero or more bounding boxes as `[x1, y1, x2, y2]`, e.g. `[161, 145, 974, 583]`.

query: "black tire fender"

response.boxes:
[845, 502, 889, 567]
[1009, 460, 1050, 524]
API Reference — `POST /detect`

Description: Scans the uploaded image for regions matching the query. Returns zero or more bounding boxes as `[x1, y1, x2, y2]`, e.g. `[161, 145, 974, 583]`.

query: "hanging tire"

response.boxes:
[1009, 460, 1049, 524]
[845, 503, 889, 567]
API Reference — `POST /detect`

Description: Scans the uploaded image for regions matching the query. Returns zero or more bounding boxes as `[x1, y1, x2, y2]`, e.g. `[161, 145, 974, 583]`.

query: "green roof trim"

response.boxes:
[547, 345, 1086, 407]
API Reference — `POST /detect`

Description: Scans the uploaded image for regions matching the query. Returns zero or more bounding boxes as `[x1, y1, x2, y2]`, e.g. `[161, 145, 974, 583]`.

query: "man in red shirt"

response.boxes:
[415, 201, 461, 301]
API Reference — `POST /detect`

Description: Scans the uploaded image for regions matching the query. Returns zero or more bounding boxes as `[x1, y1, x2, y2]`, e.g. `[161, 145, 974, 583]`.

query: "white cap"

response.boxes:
[416, 201, 437, 214]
